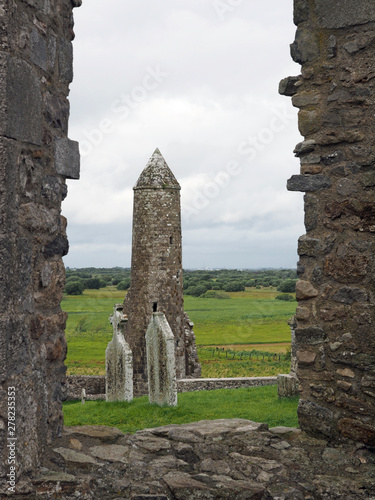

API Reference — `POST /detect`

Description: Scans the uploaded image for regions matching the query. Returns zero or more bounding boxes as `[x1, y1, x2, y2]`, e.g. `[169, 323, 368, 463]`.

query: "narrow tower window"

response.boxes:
[170, 236, 173, 244]
[153, 302, 158, 312]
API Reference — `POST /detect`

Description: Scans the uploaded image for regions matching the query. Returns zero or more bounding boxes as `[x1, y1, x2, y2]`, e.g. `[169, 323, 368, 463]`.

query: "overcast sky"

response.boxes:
[63, 0, 303, 270]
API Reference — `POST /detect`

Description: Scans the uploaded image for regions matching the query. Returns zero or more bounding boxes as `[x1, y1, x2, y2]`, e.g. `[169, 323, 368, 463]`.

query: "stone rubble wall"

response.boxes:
[24, 420, 375, 498]
[282, 0, 375, 445]
[66, 375, 277, 400]
[0, 0, 80, 483]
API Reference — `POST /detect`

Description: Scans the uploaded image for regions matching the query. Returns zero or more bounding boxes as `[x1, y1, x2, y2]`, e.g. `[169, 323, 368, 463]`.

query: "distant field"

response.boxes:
[184, 288, 295, 345]
[62, 287, 296, 376]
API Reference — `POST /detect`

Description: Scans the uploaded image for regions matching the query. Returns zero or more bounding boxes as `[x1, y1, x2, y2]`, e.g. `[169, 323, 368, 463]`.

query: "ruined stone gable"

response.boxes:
[0, 0, 80, 485]
[283, 0, 375, 445]
[1, 0, 375, 493]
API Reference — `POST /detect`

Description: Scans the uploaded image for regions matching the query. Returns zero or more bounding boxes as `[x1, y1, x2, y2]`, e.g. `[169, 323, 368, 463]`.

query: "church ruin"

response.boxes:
[0, 0, 375, 495]
[0, 0, 80, 486]
[282, 0, 375, 445]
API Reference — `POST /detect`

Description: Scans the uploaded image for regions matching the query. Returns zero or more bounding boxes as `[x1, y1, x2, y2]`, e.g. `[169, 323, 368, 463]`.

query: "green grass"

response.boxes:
[63, 287, 124, 375]
[185, 288, 296, 346]
[198, 347, 291, 378]
[63, 385, 299, 433]
[62, 287, 296, 376]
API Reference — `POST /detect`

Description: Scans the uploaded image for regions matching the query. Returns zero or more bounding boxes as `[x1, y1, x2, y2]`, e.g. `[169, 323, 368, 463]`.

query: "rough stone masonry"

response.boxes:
[0, 0, 80, 489]
[282, 0, 375, 445]
[2, 0, 375, 496]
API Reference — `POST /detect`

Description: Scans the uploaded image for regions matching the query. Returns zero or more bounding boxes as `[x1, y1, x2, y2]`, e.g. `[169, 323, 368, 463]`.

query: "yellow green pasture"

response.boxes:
[62, 287, 296, 376]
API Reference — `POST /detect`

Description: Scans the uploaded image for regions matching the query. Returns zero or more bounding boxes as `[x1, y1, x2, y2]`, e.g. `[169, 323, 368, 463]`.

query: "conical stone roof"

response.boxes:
[134, 149, 181, 190]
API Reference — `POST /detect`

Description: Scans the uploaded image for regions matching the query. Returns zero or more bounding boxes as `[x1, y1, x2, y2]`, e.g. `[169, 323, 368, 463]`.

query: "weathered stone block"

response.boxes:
[300, 154, 321, 165]
[304, 194, 318, 231]
[292, 92, 320, 108]
[332, 286, 368, 304]
[23, 0, 50, 12]
[42, 234, 69, 257]
[298, 235, 320, 257]
[291, 28, 320, 64]
[316, 130, 365, 145]
[146, 312, 177, 407]
[324, 254, 368, 283]
[19, 203, 59, 233]
[315, 0, 375, 29]
[294, 0, 309, 25]
[295, 280, 319, 300]
[54, 137, 80, 179]
[30, 28, 47, 71]
[44, 92, 70, 132]
[337, 368, 355, 379]
[332, 352, 375, 372]
[57, 38, 73, 83]
[278, 76, 299, 96]
[47, 36, 57, 72]
[296, 326, 326, 345]
[336, 178, 358, 197]
[294, 139, 316, 157]
[298, 109, 321, 136]
[296, 306, 310, 321]
[336, 395, 374, 415]
[338, 418, 375, 446]
[287, 175, 332, 192]
[278, 374, 299, 397]
[0, 53, 42, 144]
[362, 171, 375, 187]
[297, 350, 317, 365]
[298, 399, 334, 438]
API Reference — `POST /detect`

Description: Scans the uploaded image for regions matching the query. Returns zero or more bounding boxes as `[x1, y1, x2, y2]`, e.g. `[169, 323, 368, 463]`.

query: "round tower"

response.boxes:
[123, 149, 186, 396]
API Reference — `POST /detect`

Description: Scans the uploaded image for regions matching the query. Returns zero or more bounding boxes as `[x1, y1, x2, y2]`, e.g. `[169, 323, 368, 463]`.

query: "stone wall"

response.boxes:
[66, 375, 277, 400]
[0, 0, 80, 486]
[282, 0, 375, 445]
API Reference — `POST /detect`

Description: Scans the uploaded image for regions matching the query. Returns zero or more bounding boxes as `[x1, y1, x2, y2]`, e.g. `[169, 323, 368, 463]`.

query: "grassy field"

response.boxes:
[62, 286, 296, 377]
[185, 288, 295, 345]
[63, 385, 299, 433]
[197, 347, 291, 378]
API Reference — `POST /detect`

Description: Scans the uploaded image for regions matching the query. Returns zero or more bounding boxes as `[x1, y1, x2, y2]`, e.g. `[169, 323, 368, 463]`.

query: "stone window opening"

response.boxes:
[170, 236, 173, 244]
[153, 302, 158, 312]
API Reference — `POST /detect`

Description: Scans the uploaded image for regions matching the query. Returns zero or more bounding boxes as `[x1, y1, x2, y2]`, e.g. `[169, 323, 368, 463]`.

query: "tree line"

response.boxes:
[64, 267, 297, 296]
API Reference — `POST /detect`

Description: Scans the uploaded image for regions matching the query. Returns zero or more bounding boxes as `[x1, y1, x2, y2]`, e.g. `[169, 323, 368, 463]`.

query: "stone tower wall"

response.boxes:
[123, 184, 186, 396]
[0, 0, 80, 485]
[283, 0, 375, 445]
